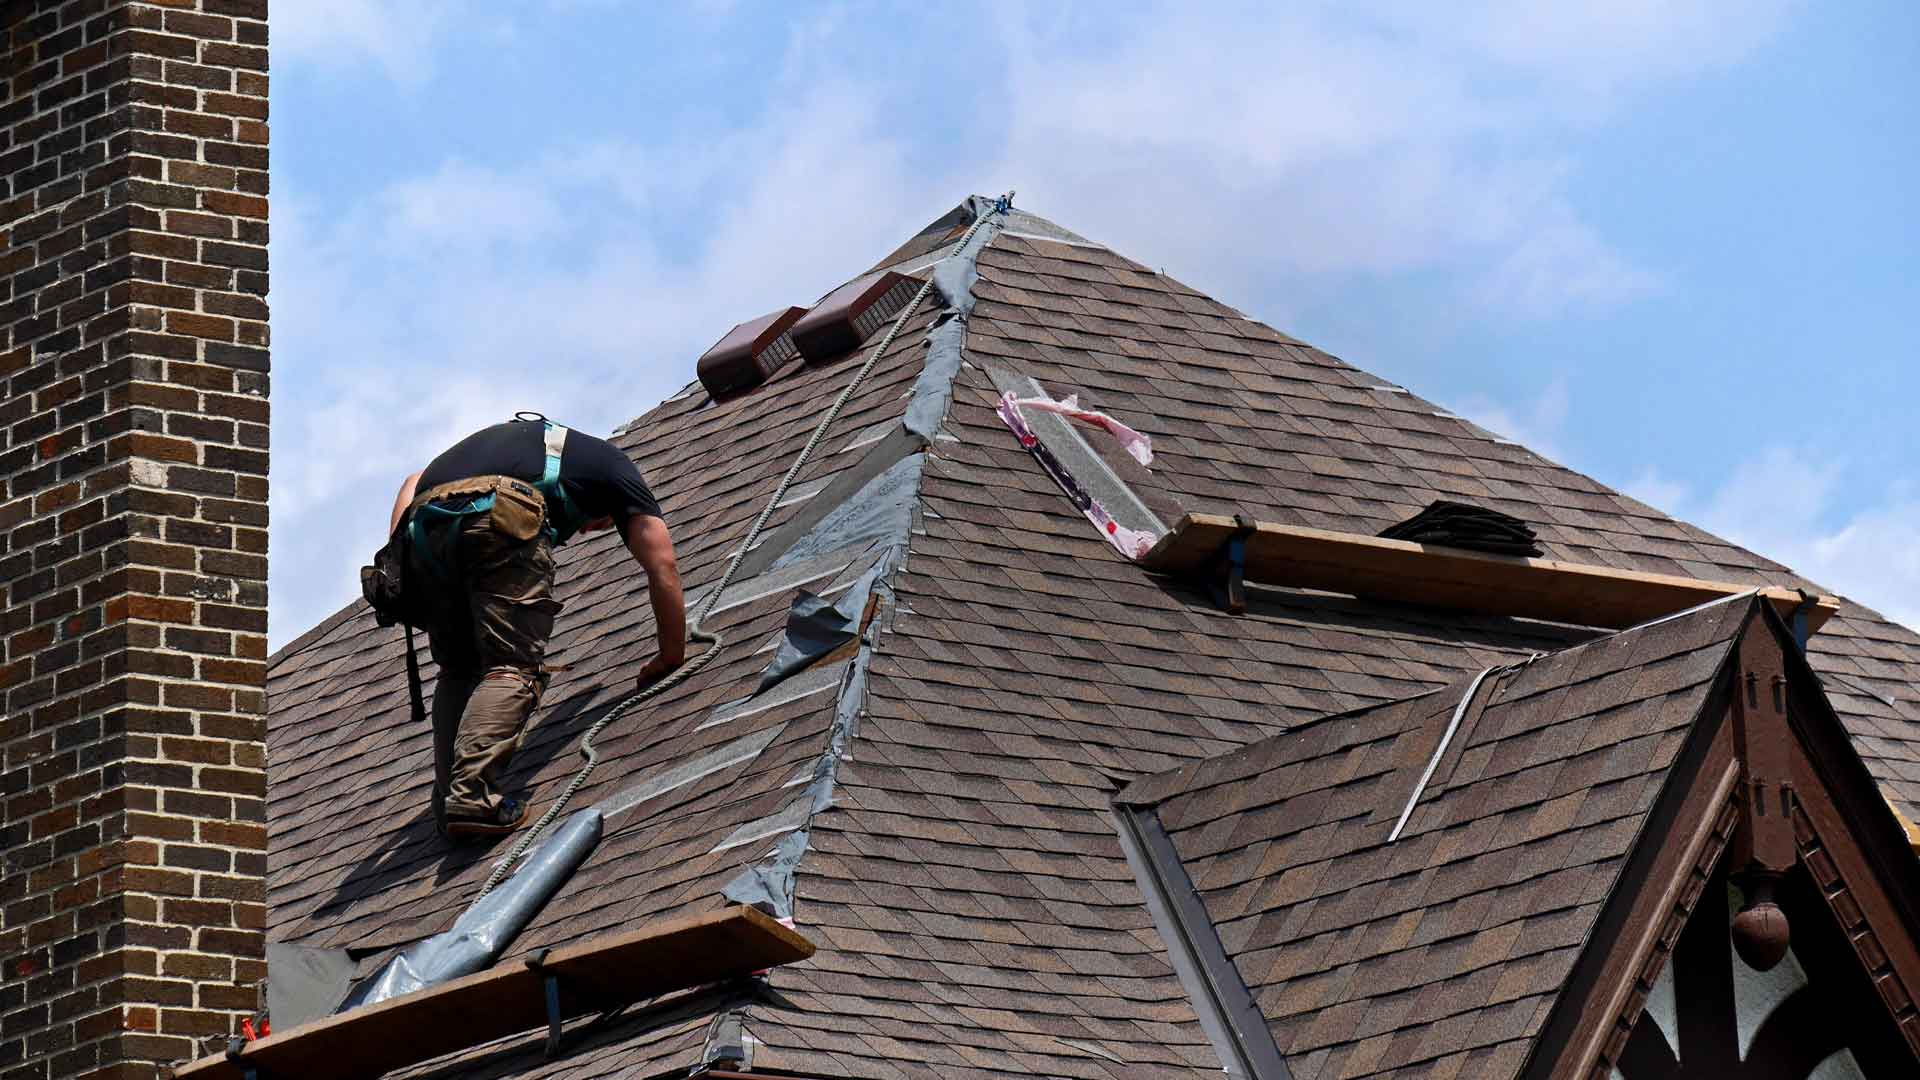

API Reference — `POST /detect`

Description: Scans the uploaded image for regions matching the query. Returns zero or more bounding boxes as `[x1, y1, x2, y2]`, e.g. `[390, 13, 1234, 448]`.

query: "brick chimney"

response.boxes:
[1, 3, 270, 1078]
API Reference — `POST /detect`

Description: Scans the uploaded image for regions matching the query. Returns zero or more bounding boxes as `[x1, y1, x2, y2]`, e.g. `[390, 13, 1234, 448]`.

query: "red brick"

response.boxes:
[124, 595, 192, 624]
[165, 311, 235, 341]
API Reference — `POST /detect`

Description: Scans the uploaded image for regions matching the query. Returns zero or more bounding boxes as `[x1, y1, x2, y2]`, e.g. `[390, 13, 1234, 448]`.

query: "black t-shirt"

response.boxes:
[418, 421, 661, 529]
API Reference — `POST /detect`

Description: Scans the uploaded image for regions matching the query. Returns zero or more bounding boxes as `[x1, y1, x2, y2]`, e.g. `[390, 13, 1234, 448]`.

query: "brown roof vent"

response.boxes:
[697, 306, 806, 398]
[791, 271, 918, 363]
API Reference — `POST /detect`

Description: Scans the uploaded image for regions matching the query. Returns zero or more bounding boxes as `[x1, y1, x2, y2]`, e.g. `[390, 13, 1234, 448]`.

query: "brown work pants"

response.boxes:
[413, 508, 561, 827]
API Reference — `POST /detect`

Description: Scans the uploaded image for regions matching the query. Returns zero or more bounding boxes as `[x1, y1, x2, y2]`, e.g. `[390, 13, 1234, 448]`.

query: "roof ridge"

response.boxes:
[701, 198, 1017, 923]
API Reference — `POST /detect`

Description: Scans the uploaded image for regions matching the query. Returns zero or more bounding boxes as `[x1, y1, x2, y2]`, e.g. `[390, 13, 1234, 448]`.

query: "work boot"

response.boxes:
[445, 795, 529, 840]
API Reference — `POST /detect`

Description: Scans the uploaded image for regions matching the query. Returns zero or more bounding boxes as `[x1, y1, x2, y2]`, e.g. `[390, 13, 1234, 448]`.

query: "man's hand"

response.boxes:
[636, 653, 683, 690]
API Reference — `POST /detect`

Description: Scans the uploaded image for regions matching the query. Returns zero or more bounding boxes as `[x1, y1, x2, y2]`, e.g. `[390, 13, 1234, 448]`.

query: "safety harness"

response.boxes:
[365, 417, 588, 733]
[406, 419, 587, 570]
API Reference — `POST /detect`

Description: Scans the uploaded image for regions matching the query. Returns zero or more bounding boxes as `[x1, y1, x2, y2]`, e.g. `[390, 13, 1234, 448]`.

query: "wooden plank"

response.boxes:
[1142, 513, 1840, 633]
[175, 905, 813, 1080]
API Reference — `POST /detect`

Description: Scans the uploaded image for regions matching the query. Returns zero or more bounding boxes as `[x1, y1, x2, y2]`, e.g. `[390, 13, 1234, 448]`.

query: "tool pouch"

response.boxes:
[488, 479, 547, 542]
[361, 523, 419, 629]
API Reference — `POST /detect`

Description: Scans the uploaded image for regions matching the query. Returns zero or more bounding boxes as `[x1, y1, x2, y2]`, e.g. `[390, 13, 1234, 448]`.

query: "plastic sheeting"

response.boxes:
[703, 1010, 754, 1070]
[997, 392, 1158, 559]
[719, 831, 809, 921]
[767, 453, 922, 573]
[336, 808, 603, 1012]
[718, 199, 998, 929]
[721, 645, 874, 921]
[1003, 392, 1154, 466]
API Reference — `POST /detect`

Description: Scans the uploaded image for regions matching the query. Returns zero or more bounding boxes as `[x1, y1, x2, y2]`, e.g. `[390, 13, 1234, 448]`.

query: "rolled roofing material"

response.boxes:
[336, 808, 603, 1011]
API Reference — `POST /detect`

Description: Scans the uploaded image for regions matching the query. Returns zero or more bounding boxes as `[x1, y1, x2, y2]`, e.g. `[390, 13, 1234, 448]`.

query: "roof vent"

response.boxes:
[791, 272, 918, 363]
[697, 306, 807, 398]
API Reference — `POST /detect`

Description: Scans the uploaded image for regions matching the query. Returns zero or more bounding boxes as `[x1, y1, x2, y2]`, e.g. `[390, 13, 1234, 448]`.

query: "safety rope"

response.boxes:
[476, 196, 1011, 897]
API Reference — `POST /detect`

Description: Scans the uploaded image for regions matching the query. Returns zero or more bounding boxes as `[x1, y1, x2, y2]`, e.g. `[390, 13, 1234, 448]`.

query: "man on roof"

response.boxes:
[385, 414, 685, 840]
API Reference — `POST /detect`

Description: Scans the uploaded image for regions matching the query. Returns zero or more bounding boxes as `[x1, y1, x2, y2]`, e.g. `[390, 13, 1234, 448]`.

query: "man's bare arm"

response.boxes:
[623, 514, 686, 685]
[389, 471, 422, 535]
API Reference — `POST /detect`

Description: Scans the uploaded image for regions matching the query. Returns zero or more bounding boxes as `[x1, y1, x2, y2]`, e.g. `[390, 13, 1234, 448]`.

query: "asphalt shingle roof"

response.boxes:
[1119, 597, 1752, 1080]
[265, 199, 1920, 1079]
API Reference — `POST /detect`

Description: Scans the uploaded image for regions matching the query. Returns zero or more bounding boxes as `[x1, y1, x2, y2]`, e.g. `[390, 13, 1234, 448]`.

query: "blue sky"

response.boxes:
[266, 1, 1920, 646]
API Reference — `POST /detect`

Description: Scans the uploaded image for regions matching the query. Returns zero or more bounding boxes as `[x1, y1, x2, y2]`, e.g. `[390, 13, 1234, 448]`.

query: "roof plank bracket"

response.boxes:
[524, 948, 567, 1059]
[1205, 515, 1257, 614]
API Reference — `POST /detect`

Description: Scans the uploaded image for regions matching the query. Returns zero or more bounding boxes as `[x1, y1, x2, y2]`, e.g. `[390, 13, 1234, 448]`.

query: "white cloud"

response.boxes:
[1380, 0, 1797, 104]
[1621, 467, 1690, 515]
[986, 1, 1782, 317]
[1635, 449, 1920, 633]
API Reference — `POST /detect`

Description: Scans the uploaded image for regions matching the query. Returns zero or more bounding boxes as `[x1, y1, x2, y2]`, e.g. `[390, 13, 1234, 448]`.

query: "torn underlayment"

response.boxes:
[702, 1009, 755, 1070]
[766, 453, 921, 573]
[905, 194, 1007, 440]
[712, 202, 1009, 923]
[337, 809, 603, 1011]
[998, 391, 1160, 559]
[698, 201, 1013, 941]
[756, 563, 882, 692]
[720, 630, 875, 921]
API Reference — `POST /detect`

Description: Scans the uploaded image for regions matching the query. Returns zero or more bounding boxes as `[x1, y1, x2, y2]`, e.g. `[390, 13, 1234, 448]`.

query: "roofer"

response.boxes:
[381, 414, 685, 840]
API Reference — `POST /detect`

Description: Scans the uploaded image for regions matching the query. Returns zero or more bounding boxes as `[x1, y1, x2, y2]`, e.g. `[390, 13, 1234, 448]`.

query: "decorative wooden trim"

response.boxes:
[1142, 513, 1839, 633]
[1535, 605, 1920, 1080]
[1589, 789, 1742, 1078]
[1793, 803, 1920, 1056]
[1536, 714, 1742, 1080]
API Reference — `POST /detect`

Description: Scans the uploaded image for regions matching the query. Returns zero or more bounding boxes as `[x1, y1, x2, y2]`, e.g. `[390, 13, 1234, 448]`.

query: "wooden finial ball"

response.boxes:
[1731, 901, 1791, 971]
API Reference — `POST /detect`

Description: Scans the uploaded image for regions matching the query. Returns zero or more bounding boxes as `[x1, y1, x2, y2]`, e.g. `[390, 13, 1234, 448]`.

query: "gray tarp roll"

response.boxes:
[336, 808, 603, 1012]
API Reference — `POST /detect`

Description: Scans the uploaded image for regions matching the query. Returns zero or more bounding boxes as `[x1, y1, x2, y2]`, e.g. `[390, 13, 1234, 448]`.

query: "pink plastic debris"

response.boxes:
[1004, 392, 1153, 466]
[996, 393, 1159, 561]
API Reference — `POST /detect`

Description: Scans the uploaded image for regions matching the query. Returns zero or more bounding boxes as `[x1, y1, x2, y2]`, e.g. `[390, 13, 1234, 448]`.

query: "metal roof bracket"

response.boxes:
[222, 1043, 268, 1080]
[1206, 515, 1257, 614]
[522, 948, 568, 1059]
[1789, 587, 1819, 652]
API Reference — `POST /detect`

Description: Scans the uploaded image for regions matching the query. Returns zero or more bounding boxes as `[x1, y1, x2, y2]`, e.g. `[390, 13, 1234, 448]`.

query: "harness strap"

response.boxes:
[406, 474, 539, 583]
[543, 423, 567, 486]
[538, 422, 584, 543]
[403, 624, 427, 725]
[410, 474, 531, 515]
